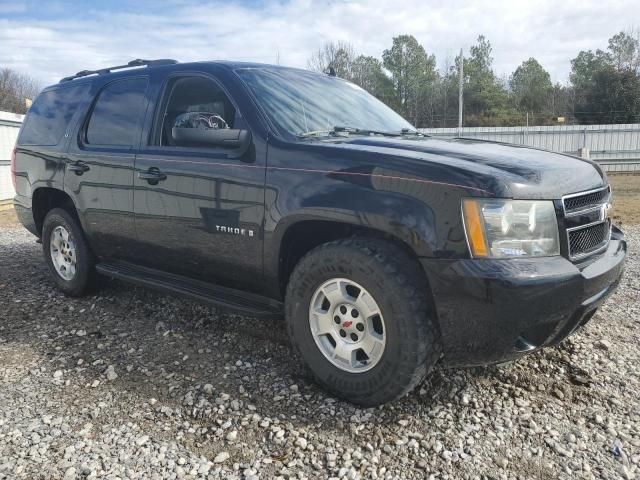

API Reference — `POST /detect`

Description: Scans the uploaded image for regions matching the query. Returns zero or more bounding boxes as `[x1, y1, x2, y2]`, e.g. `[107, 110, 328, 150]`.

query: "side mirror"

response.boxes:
[172, 127, 251, 150]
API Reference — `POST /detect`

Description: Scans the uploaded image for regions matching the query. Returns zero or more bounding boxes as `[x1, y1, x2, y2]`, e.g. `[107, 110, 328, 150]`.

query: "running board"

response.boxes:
[95, 261, 283, 318]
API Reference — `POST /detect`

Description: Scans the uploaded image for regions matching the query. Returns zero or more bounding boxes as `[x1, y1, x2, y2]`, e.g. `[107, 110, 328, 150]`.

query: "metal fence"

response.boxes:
[419, 124, 640, 173]
[0, 111, 23, 202]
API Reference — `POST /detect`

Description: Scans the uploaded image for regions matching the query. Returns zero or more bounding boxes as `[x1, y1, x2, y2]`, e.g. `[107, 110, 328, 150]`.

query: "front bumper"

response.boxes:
[421, 226, 626, 367]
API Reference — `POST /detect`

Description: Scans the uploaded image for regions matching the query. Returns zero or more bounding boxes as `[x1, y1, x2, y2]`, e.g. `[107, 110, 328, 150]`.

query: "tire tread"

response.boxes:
[285, 236, 441, 406]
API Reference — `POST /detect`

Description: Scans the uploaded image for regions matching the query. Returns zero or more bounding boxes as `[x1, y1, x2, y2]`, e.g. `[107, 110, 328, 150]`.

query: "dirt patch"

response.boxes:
[609, 173, 640, 226]
[0, 208, 18, 229]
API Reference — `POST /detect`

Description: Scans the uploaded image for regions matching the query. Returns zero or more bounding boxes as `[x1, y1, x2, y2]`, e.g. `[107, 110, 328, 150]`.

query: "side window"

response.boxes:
[85, 78, 148, 147]
[19, 84, 90, 146]
[158, 76, 237, 147]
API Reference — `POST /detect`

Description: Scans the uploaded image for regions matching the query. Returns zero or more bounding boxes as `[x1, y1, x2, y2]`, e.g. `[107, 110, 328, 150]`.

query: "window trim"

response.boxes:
[147, 71, 245, 155]
[79, 75, 150, 151]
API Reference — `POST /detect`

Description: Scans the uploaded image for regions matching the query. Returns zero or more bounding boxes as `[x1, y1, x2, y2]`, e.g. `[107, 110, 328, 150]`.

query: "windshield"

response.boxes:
[235, 67, 415, 138]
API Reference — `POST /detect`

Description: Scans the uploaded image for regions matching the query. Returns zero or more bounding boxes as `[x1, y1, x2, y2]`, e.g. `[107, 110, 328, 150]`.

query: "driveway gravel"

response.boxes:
[0, 223, 638, 480]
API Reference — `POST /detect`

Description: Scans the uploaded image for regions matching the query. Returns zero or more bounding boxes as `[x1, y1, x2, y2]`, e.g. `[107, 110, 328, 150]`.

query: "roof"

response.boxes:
[57, 59, 313, 84]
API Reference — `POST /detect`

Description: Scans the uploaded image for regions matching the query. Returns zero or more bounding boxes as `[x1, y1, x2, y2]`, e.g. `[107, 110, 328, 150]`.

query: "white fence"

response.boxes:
[0, 111, 23, 202]
[419, 124, 640, 173]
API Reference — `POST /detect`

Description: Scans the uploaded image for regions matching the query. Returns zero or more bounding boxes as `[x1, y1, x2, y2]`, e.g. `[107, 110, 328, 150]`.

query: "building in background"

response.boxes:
[0, 111, 23, 206]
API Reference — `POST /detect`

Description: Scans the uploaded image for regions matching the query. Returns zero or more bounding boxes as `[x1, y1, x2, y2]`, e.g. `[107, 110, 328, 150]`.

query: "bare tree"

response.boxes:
[0, 67, 41, 114]
[307, 41, 356, 79]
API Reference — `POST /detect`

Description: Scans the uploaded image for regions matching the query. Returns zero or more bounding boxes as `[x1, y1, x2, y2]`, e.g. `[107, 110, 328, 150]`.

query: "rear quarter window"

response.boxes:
[19, 84, 89, 146]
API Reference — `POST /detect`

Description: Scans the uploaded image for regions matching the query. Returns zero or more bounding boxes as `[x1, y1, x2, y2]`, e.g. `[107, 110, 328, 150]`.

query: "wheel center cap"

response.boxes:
[332, 303, 364, 344]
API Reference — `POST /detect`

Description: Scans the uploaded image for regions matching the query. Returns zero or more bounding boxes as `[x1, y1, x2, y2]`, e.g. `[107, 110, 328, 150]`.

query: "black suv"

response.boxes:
[12, 59, 626, 406]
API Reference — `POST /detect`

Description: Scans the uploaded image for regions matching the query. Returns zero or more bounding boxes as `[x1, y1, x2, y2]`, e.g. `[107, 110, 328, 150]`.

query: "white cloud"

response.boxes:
[0, 0, 637, 86]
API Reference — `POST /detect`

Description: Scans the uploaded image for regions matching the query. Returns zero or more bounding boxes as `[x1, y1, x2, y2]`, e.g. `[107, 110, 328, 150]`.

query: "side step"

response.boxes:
[95, 261, 283, 318]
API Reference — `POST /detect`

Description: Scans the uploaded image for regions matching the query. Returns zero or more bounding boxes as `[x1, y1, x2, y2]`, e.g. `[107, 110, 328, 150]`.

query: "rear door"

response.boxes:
[133, 72, 265, 290]
[65, 76, 149, 260]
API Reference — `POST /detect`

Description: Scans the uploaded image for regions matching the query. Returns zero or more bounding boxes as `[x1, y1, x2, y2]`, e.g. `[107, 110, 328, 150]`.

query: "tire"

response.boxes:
[42, 207, 96, 296]
[285, 237, 440, 406]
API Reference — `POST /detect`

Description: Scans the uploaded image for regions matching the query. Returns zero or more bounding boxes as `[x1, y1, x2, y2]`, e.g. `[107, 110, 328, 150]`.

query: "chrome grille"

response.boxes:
[562, 185, 611, 260]
[568, 221, 611, 258]
[563, 186, 610, 215]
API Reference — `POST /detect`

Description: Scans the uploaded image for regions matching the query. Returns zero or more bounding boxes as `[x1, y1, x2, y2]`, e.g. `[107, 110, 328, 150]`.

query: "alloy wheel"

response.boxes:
[309, 278, 386, 372]
[49, 225, 77, 281]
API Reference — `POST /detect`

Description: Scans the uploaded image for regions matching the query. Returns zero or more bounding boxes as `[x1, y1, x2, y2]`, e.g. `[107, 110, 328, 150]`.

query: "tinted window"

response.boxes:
[19, 84, 89, 146]
[86, 78, 148, 146]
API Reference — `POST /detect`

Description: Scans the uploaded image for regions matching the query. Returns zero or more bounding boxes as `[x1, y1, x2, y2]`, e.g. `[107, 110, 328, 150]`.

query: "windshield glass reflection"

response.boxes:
[236, 67, 415, 138]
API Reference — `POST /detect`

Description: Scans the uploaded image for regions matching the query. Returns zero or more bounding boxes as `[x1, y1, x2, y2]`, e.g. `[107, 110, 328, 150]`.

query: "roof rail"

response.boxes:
[59, 58, 178, 83]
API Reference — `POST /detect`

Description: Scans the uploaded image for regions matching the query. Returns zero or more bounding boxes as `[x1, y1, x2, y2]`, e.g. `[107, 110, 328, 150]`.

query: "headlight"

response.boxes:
[462, 199, 560, 258]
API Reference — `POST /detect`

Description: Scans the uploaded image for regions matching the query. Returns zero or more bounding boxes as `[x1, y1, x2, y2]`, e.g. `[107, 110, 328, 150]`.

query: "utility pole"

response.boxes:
[458, 48, 463, 137]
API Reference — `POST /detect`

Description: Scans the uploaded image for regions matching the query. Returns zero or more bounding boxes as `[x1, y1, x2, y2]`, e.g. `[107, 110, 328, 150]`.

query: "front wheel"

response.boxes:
[285, 237, 440, 406]
[42, 208, 96, 296]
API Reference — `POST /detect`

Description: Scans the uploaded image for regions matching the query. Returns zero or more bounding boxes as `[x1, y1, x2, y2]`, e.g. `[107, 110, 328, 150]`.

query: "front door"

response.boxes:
[133, 73, 265, 290]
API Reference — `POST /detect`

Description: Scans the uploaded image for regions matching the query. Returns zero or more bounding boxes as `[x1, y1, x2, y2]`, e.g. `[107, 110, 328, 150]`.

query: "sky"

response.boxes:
[0, 0, 638, 86]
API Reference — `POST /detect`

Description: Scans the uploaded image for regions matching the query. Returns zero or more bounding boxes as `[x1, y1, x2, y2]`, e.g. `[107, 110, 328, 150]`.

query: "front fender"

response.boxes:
[270, 188, 439, 258]
[263, 153, 472, 291]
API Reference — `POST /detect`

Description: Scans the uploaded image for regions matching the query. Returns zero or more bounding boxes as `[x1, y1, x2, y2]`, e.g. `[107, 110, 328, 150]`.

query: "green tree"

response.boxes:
[382, 35, 437, 125]
[570, 30, 640, 123]
[350, 55, 398, 109]
[462, 36, 514, 125]
[509, 58, 553, 113]
[577, 66, 640, 123]
[606, 30, 639, 72]
[570, 50, 609, 93]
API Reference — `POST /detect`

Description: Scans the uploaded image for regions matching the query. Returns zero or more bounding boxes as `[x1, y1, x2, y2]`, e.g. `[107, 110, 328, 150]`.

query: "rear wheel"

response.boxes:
[285, 237, 440, 406]
[42, 208, 96, 296]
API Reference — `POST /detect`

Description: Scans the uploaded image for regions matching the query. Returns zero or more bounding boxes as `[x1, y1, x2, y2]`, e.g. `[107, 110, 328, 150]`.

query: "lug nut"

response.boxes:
[356, 323, 364, 331]
[334, 316, 341, 324]
[350, 333, 358, 341]
[340, 305, 347, 314]
[339, 329, 346, 337]
[351, 310, 359, 318]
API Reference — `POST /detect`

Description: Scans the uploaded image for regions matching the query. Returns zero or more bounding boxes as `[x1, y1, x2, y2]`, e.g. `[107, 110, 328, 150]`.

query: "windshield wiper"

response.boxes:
[296, 126, 369, 138]
[297, 126, 422, 138]
[400, 128, 426, 137]
[297, 129, 333, 138]
[334, 126, 405, 137]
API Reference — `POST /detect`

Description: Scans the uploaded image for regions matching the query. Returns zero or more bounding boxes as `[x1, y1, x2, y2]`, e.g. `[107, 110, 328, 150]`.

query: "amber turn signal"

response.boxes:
[462, 199, 489, 257]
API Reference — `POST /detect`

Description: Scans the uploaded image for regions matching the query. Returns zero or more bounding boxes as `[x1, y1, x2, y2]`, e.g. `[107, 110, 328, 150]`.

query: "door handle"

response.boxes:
[138, 167, 167, 185]
[67, 161, 90, 175]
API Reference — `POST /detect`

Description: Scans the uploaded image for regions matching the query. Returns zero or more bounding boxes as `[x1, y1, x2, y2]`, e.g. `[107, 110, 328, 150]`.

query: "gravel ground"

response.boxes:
[0, 222, 638, 480]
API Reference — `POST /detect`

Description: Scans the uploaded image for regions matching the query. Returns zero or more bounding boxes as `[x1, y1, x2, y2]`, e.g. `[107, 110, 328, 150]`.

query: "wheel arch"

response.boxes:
[274, 217, 435, 304]
[32, 187, 79, 236]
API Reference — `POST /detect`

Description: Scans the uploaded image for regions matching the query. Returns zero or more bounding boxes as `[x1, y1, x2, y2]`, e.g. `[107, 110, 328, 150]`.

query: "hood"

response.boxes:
[319, 136, 606, 199]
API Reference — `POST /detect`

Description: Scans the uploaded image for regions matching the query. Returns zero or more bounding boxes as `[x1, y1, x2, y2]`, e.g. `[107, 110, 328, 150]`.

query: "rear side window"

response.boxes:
[85, 78, 148, 147]
[19, 84, 89, 146]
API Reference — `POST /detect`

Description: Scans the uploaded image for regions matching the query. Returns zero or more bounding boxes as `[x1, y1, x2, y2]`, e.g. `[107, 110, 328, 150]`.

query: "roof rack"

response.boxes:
[59, 58, 178, 83]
